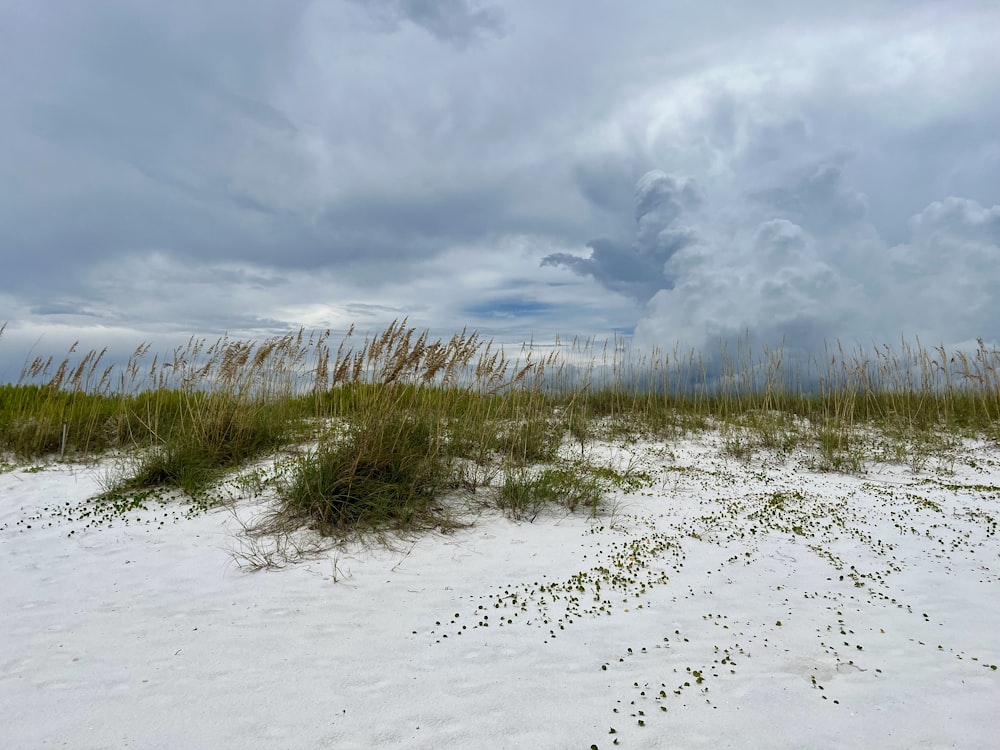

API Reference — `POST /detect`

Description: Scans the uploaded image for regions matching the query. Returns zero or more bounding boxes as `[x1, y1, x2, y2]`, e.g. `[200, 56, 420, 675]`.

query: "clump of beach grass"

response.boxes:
[108, 331, 319, 496]
[497, 465, 602, 521]
[272, 321, 562, 535]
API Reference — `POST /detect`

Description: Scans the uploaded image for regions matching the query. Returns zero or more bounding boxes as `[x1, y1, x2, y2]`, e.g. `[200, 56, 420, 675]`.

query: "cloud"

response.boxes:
[631, 175, 1000, 357]
[909, 197, 1000, 246]
[0, 0, 315, 298]
[349, 0, 507, 47]
[572, 157, 638, 217]
[542, 171, 700, 301]
[463, 297, 555, 320]
[752, 162, 869, 235]
[539, 8, 1000, 358]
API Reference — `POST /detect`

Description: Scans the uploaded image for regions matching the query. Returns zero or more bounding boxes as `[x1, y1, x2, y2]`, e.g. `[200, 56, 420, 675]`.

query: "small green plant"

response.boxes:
[494, 419, 563, 465]
[814, 421, 865, 473]
[565, 403, 593, 457]
[582, 462, 653, 493]
[497, 465, 602, 520]
[720, 410, 800, 461]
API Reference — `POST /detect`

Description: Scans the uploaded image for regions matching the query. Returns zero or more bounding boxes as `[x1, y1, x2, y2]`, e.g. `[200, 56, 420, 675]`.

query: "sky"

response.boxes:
[2, 0, 999, 378]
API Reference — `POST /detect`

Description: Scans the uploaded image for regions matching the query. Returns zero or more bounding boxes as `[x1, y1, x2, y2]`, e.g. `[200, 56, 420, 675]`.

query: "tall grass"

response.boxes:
[2, 320, 999, 534]
[0, 327, 321, 492]
[278, 321, 560, 532]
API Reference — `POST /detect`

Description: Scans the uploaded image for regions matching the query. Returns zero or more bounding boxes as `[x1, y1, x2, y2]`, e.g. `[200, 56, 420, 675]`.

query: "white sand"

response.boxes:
[2, 434, 999, 749]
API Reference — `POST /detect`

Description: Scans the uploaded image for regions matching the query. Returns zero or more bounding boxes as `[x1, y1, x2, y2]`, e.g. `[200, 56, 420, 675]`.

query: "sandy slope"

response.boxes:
[2, 434, 999, 749]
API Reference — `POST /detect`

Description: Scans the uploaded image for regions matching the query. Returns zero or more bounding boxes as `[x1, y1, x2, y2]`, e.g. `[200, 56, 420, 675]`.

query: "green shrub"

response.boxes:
[279, 412, 451, 532]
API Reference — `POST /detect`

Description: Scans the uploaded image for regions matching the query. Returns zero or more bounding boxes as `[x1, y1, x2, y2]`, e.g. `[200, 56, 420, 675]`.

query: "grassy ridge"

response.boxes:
[2, 321, 999, 534]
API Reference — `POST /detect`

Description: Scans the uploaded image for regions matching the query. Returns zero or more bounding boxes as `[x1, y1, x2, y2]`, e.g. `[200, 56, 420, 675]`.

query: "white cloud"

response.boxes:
[634, 187, 1000, 355]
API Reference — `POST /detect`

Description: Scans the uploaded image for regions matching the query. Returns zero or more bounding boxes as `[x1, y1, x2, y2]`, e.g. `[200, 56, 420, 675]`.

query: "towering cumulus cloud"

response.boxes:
[544, 151, 1000, 360]
[630, 166, 1000, 356]
[540, 11, 1000, 358]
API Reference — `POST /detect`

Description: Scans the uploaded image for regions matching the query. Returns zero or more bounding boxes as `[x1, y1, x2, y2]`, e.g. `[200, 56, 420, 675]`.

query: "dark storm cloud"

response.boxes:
[542, 171, 700, 301]
[541, 239, 668, 302]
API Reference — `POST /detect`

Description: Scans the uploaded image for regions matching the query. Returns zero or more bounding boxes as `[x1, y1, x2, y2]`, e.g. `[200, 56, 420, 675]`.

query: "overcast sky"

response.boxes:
[2, 0, 999, 377]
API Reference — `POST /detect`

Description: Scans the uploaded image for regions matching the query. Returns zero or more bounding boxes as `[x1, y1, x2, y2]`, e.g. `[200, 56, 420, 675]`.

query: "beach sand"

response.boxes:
[2, 433, 999, 749]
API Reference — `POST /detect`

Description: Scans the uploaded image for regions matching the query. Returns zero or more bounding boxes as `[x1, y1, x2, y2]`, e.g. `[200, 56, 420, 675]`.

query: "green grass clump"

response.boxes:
[280, 412, 450, 532]
[720, 410, 801, 461]
[115, 392, 293, 496]
[498, 465, 602, 521]
[270, 322, 560, 534]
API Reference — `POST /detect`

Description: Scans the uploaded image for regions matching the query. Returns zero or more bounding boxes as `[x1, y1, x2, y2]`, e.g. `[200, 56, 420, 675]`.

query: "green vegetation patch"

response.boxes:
[4, 320, 1000, 537]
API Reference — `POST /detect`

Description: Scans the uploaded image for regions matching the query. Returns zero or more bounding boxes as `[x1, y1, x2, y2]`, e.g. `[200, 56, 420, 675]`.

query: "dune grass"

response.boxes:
[2, 320, 1000, 536]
